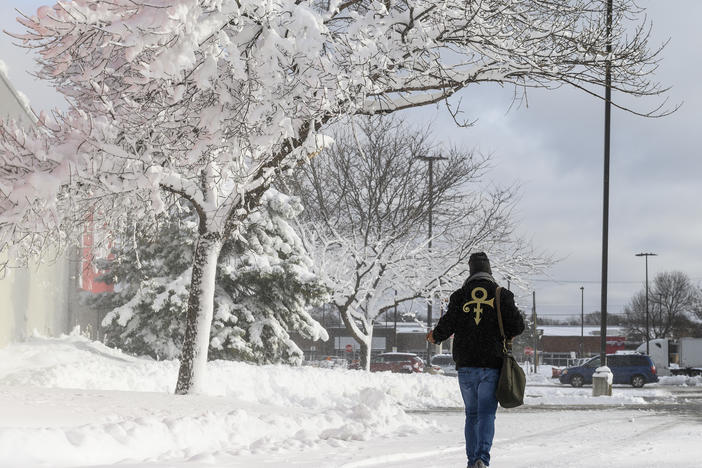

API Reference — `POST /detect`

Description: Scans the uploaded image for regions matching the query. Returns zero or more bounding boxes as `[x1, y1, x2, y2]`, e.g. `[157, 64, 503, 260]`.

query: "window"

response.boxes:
[385, 354, 407, 362]
[608, 356, 625, 367]
[631, 355, 649, 366]
[432, 356, 453, 366]
[585, 357, 600, 368]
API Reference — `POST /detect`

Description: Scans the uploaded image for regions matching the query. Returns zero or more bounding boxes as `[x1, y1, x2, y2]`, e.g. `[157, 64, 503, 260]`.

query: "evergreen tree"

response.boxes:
[90, 189, 329, 364]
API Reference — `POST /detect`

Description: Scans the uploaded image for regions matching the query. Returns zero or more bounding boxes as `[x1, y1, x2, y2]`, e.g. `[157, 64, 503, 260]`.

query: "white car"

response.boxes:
[430, 354, 457, 376]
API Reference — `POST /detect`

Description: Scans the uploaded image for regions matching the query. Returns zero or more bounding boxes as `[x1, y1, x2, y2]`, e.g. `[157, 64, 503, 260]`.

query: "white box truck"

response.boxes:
[636, 338, 702, 376]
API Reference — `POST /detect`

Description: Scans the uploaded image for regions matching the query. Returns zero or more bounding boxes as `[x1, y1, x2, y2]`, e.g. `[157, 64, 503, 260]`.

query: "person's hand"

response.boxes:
[426, 330, 436, 344]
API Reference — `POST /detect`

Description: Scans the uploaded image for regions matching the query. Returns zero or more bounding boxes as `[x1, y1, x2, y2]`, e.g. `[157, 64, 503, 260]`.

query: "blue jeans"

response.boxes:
[457, 367, 500, 466]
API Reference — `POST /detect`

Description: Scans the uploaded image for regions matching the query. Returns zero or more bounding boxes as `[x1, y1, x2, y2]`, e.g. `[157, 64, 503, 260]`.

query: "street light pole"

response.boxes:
[393, 290, 398, 352]
[416, 154, 447, 362]
[635, 252, 657, 355]
[580, 286, 584, 358]
[599, 0, 613, 367]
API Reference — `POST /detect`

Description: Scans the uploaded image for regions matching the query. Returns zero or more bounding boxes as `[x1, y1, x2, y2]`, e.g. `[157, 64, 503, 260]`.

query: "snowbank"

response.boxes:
[0, 333, 463, 408]
[0, 334, 684, 467]
[0, 334, 448, 466]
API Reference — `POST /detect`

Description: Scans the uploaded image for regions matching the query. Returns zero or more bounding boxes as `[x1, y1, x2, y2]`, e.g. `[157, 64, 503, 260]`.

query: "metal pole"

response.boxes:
[415, 155, 445, 361]
[394, 290, 398, 352]
[426, 157, 433, 362]
[658, 293, 662, 338]
[636, 252, 657, 355]
[532, 291, 538, 372]
[645, 255, 649, 354]
[599, 0, 613, 367]
[580, 286, 584, 358]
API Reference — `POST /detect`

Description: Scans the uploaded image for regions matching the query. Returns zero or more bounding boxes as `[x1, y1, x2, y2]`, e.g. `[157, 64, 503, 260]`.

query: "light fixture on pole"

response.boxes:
[416, 154, 447, 362]
[635, 252, 657, 355]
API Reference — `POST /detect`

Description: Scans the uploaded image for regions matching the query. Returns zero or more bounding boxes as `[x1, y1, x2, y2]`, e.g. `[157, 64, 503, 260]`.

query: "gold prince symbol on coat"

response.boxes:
[462, 287, 494, 325]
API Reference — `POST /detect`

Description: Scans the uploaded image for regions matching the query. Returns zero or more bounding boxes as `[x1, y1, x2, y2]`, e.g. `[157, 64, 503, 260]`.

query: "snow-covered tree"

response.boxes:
[92, 189, 329, 364]
[0, 0, 667, 392]
[285, 116, 547, 369]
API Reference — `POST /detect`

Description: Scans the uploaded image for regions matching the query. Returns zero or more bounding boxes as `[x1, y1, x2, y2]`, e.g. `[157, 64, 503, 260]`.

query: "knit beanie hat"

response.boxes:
[469, 252, 492, 275]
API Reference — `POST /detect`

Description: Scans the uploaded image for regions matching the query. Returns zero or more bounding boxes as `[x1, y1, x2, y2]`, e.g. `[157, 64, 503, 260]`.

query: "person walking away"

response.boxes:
[426, 252, 524, 468]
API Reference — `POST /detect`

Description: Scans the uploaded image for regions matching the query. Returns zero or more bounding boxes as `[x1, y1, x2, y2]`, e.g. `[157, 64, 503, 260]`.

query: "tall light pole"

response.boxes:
[635, 252, 657, 355]
[393, 290, 398, 352]
[599, 0, 613, 366]
[416, 154, 447, 361]
[532, 291, 538, 372]
[580, 286, 584, 358]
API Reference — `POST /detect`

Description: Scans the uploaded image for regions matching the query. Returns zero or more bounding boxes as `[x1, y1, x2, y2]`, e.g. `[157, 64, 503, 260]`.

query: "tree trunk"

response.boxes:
[337, 304, 374, 371]
[361, 325, 373, 371]
[175, 231, 223, 395]
[360, 340, 370, 371]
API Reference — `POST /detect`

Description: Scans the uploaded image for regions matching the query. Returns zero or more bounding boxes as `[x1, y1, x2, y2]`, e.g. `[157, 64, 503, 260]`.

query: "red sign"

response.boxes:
[524, 346, 534, 356]
[345, 344, 353, 352]
[605, 336, 626, 354]
[81, 213, 114, 294]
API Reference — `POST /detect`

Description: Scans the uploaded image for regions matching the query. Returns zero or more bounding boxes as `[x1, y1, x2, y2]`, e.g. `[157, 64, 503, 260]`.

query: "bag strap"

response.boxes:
[495, 286, 508, 354]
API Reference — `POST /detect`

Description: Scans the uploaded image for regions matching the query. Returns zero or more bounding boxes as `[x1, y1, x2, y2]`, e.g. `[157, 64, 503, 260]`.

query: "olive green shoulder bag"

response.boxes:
[495, 286, 526, 408]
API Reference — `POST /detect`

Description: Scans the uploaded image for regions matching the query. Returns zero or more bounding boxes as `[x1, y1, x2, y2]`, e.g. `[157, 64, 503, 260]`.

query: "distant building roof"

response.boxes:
[539, 325, 627, 337]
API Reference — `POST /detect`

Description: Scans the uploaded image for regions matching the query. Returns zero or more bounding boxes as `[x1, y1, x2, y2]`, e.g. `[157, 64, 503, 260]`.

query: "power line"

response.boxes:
[529, 312, 627, 317]
[529, 277, 702, 285]
[529, 278, 640, 284]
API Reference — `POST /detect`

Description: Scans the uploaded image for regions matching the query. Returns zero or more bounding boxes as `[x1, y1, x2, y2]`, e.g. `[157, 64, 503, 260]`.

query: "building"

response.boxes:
[537, 325, 636, 366]
[0, 61, 101, 347]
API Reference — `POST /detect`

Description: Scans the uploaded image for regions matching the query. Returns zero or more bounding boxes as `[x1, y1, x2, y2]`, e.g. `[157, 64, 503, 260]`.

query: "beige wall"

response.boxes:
[0, 249, 76, 347]
[1, 63, 85, 347]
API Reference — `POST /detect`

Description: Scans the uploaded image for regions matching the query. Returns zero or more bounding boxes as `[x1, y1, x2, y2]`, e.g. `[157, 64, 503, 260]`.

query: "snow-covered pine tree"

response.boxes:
[92, 189, 329, 364]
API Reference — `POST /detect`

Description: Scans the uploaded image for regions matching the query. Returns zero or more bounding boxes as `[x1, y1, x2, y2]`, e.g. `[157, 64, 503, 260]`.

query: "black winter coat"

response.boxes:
[432, 276, 525, 369]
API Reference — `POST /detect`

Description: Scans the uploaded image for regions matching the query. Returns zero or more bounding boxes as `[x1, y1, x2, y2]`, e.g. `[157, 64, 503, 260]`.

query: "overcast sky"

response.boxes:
[1, 1, 700, 321]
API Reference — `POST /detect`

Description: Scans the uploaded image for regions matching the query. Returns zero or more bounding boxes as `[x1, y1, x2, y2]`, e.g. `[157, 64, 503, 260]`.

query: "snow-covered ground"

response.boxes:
[1, 333, 701, 467]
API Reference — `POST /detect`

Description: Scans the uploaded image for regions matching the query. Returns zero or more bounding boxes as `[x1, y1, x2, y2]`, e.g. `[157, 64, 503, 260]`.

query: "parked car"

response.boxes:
[559, 354, 658, 388]
[315, 357, 348, 369]
[430, 353, 457, 376]
[370, 352, 424, 374]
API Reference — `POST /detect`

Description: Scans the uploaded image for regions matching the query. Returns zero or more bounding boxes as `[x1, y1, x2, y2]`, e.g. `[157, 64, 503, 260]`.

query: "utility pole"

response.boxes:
[532, 291, 538, 372]
[416, 154, 447, 362]
[599, 0, 613, 367]
[580, 286, 584, 358]
[635, 252, 657, 355]
[658, 293, 663, 338]
[393, 290, 398, 352]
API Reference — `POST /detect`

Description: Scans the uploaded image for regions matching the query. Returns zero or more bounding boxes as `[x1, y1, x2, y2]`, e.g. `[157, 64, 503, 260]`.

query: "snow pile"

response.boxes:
[0, 334, 448, 466]
[0, 334, 684, 467]
[659, 375, 702, 386]
[0, 333, 463, 409]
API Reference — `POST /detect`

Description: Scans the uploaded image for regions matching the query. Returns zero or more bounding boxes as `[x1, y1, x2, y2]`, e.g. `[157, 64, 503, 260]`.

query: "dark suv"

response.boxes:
[370, 352, 424, 374]
[559, 354, 658, 388]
